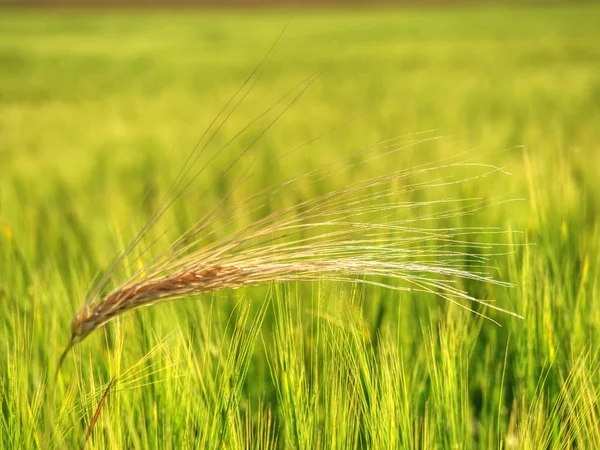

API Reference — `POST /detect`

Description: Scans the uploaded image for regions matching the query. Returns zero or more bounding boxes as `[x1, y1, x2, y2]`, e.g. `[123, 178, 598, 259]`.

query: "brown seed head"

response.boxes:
[55, 305, 98, 379]
[70, 305, 96, 345]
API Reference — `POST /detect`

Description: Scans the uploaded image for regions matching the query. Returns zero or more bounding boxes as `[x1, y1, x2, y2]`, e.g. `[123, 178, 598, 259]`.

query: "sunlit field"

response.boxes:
[1, 3, 599, 448]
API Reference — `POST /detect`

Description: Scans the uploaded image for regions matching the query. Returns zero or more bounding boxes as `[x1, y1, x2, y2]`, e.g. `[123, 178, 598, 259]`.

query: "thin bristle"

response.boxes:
[80, 377, 116, 450]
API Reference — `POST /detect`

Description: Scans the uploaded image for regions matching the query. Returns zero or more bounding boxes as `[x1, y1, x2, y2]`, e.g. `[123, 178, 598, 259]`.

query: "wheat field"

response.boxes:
[1, 3, 600, 449]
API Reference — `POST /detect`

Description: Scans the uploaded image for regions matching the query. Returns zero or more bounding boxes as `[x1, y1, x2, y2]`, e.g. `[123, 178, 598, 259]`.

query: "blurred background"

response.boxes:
[1, 1, 599, 448]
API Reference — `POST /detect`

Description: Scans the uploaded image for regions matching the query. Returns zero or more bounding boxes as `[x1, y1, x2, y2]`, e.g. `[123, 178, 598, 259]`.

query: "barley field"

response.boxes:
[1, 3, 599, 449]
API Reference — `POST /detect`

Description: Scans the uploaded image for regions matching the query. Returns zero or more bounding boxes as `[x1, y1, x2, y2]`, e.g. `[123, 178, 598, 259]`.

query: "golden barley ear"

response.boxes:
[63, 27, 521, 359]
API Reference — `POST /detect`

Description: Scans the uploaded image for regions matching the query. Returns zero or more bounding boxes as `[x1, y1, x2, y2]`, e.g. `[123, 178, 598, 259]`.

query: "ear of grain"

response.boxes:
[67, 156, 519, 349]
[62, 33, 520, 366]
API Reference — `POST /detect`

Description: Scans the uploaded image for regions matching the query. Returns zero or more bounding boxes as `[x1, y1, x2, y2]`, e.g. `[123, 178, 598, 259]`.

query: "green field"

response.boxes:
[1, 4, 600, 449]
